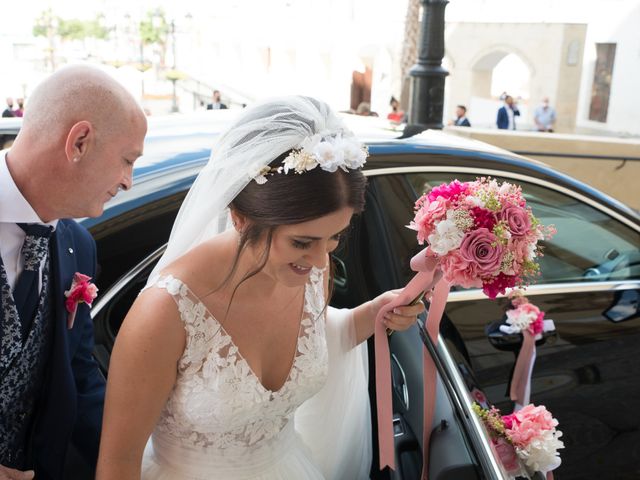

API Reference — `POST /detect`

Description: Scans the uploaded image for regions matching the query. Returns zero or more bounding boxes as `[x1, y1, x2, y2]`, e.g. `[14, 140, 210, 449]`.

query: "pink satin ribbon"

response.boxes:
[374, 248, 450, 479]
[510, 330, 536, 406]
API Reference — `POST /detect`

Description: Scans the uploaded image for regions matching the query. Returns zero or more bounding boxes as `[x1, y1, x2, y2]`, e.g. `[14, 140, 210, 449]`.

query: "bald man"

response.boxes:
[0, 65, 147, 480]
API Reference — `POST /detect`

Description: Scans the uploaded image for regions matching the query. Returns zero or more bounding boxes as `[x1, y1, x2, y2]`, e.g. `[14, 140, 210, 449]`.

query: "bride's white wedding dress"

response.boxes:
[141, 267, 371, 480]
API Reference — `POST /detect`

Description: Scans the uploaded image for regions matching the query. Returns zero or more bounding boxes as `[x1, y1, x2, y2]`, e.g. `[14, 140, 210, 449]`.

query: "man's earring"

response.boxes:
[73, 157, 80, 163]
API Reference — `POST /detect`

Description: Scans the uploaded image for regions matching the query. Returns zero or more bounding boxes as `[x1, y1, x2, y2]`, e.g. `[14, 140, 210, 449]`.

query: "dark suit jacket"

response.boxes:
[455, 117, 471, 127]
[30, 219, 105, 480]
[496, 105, 520, 130]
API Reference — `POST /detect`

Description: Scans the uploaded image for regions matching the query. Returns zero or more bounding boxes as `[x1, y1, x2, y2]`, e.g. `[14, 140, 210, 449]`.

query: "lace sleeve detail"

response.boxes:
[145, 274, 223, 373]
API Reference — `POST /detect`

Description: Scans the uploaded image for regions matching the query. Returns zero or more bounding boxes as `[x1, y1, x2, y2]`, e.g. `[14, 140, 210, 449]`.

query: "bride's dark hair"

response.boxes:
[220, 151, 367, 302]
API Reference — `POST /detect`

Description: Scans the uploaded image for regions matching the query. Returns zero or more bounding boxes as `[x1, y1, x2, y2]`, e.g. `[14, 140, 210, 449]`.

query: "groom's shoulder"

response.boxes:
[59, 218, 95, 248]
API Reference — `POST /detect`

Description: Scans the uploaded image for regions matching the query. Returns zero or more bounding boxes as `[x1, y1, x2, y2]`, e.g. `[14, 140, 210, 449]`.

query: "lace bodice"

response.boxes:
[145, 268, 329, 457]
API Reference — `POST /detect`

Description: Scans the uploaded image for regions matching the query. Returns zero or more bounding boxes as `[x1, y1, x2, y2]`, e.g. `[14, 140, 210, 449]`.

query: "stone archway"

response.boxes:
[445, 22, 587, 132]
[468, 47, 534, 127]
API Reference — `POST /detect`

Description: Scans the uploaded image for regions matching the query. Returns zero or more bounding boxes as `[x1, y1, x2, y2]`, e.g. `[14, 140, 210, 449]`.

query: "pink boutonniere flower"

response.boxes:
[64, 273, 98, 329]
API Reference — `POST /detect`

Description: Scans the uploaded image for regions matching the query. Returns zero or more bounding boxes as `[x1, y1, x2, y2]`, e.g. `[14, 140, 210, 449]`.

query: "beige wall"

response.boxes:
[444, 126, 640, 211]
[445, 23, 587, 133]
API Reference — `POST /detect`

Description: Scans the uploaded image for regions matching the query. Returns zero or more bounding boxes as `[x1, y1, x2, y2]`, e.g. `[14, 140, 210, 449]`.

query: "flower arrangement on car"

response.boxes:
[472, 402, 564, 478]
[373, 177, 556, 479]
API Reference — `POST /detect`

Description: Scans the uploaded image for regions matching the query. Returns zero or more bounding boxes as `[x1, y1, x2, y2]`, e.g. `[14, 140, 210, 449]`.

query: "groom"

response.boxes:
[0, 65, 147, 480]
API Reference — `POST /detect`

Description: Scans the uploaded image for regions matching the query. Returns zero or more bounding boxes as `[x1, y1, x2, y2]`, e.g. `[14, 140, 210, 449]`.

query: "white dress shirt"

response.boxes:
[506, 105, 515, 130]
[0, 151, 57, 291]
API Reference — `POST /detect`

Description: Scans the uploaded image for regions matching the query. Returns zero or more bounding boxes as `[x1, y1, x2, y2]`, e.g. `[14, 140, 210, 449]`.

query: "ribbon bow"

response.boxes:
[374, 247, 450, 478]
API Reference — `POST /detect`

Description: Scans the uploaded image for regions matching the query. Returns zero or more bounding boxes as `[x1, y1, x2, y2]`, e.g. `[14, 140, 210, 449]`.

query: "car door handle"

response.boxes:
[486, 326, 558, 350]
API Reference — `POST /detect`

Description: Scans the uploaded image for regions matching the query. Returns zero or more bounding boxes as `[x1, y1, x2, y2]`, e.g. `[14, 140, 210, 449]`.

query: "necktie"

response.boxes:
[13, 223, 53, 341]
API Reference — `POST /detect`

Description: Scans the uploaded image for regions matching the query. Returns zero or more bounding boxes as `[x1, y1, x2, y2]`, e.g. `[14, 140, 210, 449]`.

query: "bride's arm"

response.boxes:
[96, 288, 186, 480]
[324, 259, 424, 347]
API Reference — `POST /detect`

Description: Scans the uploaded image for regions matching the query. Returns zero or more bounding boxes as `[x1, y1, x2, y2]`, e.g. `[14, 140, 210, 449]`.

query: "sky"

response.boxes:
[6, 0, 635, 36]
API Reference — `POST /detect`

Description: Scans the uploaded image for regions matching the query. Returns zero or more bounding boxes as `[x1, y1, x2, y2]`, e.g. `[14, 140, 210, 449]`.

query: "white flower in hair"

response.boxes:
[337, 136, 368, 170]
[251, 132, 368, 183]
[313, 139, 345, 173]
[283, 150, 318, 174]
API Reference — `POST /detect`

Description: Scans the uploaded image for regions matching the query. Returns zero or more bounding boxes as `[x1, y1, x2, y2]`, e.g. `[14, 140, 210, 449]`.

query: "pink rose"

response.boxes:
[459, 228, 504, 276]
[506, 404, 557, 447]
[499, 206, 531, 236]
[440, 250, 482, 288]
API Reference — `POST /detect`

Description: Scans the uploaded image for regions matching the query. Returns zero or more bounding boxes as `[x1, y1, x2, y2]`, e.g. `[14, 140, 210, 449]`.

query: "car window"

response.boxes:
[406, 172, 640, 285]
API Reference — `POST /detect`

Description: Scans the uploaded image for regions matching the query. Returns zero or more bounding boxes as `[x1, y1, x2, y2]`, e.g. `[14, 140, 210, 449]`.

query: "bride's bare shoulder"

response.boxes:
[158, 232, 236, 298]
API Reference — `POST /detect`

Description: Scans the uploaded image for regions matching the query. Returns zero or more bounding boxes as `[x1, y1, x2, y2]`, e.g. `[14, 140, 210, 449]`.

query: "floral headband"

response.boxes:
[250, 133, 368, 184]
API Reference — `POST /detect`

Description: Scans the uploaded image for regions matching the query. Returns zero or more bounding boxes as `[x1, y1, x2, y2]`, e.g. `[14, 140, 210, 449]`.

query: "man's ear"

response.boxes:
[65, 121, 93, 163]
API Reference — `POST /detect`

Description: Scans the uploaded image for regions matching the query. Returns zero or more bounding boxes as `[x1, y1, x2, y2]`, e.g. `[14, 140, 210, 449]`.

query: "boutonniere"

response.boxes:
[64, 273, 98, 329]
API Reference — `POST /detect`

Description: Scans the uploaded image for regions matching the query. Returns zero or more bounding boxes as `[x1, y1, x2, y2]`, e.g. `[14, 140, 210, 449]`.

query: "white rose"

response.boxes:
[336, 138, 367, 170]
[427, 218, 465, 255]
[527, 242, 537, 261]
[313, 141, 344, 172]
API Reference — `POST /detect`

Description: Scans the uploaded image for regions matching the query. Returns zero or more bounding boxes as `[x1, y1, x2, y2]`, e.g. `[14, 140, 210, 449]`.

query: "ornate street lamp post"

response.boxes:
[404, 0, 449, 137]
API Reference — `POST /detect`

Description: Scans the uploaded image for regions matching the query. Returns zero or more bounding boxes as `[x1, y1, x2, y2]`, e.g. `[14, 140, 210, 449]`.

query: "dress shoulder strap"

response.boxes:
[143, 273, 222, 368]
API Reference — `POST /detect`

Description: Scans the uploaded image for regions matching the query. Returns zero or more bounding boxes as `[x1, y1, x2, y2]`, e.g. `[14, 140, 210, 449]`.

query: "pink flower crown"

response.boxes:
[250, 133, 368, 184]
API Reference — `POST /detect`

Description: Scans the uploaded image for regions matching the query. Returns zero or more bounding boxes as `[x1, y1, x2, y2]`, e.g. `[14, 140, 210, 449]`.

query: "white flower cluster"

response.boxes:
[504, 308, 539, 332]
[427, 210, 466, 255]
[516, 429, 564, 474]
[250, 133, 368, 184]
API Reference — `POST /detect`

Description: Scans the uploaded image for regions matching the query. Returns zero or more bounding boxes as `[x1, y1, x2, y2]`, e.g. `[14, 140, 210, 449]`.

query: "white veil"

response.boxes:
[149, 96, 351, 279]
[147, 96, 372, 479]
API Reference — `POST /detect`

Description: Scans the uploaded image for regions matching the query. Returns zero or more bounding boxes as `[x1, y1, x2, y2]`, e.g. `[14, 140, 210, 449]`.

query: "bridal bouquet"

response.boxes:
[409, 178, 555, 298]
[472, 403, 564, 476]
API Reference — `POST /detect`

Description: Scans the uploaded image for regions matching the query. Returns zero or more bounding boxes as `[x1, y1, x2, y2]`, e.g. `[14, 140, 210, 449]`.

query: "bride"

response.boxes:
[96, 96, 423, 480]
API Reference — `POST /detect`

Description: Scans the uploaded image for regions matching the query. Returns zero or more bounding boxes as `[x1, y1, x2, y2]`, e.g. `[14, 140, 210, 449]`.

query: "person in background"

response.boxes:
[534, 97, 556, 132]
[13, 99, 24, 118]
[496, 95, 520, 130]
[452, 105, 471, 127]
[356, 102, 378, 117]
[2, 98, 14, 118]
[387, 96, 404, 123]
[207, 90, 228, 110]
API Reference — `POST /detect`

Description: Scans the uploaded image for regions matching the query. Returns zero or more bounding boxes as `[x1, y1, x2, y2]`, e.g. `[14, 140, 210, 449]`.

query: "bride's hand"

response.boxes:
[369, 290, 427, 332]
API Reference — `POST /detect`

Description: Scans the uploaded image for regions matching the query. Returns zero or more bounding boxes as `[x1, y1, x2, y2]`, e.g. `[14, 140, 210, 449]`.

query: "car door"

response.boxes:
[359, 166, 640, 480]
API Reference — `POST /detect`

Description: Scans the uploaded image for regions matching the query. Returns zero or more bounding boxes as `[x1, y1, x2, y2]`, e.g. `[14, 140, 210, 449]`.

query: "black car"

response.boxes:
[17, 111, 637, 479]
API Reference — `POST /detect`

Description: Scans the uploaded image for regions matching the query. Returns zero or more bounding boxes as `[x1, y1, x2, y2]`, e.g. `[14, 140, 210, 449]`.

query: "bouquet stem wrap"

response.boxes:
[374, 249, 449, 479]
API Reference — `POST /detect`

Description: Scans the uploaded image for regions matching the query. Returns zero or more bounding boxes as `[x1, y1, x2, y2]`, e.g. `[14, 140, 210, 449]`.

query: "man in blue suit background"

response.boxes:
[0, 65, 147, 480]
[496, 95, 520, 130]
